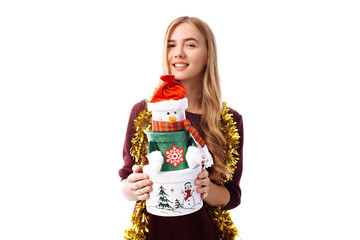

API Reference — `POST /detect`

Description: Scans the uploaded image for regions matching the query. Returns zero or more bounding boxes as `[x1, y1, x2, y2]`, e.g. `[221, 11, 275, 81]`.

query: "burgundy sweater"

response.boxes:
[119, 100, 244, 240]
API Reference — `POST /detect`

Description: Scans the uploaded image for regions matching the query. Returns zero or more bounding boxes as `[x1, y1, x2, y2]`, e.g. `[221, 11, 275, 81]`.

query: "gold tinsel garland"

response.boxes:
[125, 105, 152, 240]
[219, 102, 241, 184]
[124, 201, 149, 240]
[124, 102, 241, 240]
[205, 205, 239, 240]
[129, 104, 152, 165]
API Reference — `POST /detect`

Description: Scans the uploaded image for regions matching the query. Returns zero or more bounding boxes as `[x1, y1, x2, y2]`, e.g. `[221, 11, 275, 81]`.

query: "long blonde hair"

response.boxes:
[162, 16, 230, 181]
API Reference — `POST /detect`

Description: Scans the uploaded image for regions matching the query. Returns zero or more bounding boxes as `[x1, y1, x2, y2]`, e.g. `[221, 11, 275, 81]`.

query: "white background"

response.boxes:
[1, 0, 359, 239]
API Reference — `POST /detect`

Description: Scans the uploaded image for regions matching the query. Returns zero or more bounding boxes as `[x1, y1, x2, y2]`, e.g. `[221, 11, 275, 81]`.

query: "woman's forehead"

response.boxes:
[169, 23, 204, 42]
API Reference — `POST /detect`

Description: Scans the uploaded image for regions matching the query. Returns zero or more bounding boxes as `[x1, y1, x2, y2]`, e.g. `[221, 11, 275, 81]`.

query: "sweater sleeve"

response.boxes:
[223, 108, 244, 210]
[118, 100, 146, 180]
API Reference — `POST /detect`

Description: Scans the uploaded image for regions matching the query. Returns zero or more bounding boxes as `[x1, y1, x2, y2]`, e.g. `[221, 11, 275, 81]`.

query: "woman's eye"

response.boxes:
[187, 44, 196, 47]
[168, 44, 175, 48]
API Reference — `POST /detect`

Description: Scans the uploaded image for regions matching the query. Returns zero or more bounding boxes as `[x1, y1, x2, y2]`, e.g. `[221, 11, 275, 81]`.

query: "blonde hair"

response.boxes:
[162, 16, 230, 181]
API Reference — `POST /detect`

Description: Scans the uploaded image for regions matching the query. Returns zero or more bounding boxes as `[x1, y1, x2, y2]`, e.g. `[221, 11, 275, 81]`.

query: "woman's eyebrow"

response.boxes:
[168, 38, 199, 43]
[184, 38, 199, 43]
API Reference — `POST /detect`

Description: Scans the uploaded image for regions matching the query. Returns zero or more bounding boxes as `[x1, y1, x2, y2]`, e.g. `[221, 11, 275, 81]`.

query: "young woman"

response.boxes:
[119, 16, 244, 240]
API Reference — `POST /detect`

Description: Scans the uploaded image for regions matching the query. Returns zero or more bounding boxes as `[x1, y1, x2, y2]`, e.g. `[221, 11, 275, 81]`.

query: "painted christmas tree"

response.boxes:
[156, 185, 173, 210]
[174, 199, 183, 209]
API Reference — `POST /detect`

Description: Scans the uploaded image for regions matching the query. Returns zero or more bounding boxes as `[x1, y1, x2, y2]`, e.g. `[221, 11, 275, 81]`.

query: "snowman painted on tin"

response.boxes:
[182, 182, 196, 208]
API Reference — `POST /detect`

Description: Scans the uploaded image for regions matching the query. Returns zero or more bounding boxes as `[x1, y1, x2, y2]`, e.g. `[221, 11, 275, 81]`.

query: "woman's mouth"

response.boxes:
[173, 63, 189, 70]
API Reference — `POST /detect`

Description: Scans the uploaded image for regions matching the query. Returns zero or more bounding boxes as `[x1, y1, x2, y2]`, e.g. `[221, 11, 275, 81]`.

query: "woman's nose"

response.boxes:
[174, 46, 185, 58]
[168, 116, 177, 123]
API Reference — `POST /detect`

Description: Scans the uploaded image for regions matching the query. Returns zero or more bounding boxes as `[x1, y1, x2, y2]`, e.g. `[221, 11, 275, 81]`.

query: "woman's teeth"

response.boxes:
[174, 64, 188, 67]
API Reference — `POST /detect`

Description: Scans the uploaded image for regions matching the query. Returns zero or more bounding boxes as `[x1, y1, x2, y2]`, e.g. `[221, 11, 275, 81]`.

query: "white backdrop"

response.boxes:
[1, 0, 359, 239]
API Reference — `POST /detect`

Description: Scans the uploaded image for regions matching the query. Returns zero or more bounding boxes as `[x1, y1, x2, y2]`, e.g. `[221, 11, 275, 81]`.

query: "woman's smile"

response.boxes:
[173, 62, 189, 70]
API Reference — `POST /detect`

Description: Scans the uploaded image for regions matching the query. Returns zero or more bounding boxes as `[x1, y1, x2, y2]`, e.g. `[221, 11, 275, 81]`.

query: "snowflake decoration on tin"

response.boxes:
[165, 145, 185, 168]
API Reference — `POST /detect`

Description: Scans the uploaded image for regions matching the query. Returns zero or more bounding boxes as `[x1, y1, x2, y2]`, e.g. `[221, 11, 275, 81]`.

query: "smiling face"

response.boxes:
[167, 23, 208, 82]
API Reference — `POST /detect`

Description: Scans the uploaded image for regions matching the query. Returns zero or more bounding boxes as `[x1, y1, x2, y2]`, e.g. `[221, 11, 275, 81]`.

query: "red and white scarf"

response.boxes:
[152, 119, 205, 148]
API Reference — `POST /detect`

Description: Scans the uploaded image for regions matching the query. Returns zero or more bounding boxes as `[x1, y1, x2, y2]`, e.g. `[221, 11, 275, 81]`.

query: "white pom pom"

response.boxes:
[186, 146, 202, 169]
[148, 151, 164, 172]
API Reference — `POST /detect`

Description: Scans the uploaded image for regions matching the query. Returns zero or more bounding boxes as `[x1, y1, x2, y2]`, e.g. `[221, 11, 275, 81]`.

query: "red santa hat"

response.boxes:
[148, 75, 188, 112]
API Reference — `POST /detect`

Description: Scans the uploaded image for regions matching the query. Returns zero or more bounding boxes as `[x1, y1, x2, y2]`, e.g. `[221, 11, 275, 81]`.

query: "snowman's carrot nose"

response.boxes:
[168, 116, 177, 123]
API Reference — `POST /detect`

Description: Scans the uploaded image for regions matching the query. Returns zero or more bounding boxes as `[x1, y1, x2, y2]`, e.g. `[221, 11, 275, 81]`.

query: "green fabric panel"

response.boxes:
[147, 131, 191, 171]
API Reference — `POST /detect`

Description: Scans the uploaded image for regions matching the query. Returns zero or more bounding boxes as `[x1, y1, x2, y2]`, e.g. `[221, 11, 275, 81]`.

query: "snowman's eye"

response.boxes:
[167, 112, 170, 115]
[174, 111, 177, 114]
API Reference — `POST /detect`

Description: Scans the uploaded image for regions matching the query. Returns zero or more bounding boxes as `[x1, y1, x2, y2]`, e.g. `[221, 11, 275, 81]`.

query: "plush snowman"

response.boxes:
[143, 75, 213, 217]
[147, 75, 204, 172]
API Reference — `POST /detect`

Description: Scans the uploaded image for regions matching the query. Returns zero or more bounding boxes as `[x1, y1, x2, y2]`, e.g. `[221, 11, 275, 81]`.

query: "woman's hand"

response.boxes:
[195, 168, 210, 199]
[121, 165, 152, 201]
[195, 168, 231, 207]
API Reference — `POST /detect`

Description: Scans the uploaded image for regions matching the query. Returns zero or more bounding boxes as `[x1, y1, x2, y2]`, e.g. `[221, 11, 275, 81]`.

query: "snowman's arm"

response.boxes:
[186, 146, 202, 169]
[148, 140, 158, 153]
[147, 140, 163, 172]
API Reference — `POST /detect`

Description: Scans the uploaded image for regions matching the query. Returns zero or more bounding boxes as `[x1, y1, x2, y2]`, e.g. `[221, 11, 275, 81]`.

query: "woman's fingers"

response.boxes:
[199, 169, 209, 178]
[195, 168, 210, 199]
[136, 186, 153, 200]
[195, 177, 210, 186]
[127, 172, 147, 183]
[132, 165, 143, 173]
[138, 193, 150, 201]
[126, 165, 153, 200]
[128, 165, 149, 184]
[130, 178, 152, 191]
[195, 168, 209, 186]
[129, 177, 152, 200]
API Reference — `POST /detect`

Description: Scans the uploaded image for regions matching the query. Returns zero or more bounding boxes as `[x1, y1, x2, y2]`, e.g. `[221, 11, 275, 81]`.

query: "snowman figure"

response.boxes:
[147, 75, 204, 172]
[143, 75, 213, 217]
[182, 182, 195, 208]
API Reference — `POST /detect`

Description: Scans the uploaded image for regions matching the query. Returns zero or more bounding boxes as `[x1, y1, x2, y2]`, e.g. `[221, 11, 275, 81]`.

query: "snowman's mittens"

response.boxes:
[186, 146, 202, 169]
[148, 151, 164, 172]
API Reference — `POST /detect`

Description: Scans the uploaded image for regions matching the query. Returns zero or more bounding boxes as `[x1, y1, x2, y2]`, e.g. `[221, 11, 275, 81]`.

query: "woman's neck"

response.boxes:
[178, 77, 203, 114]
